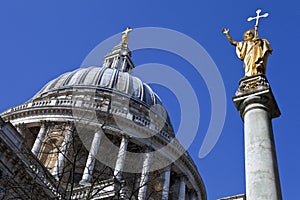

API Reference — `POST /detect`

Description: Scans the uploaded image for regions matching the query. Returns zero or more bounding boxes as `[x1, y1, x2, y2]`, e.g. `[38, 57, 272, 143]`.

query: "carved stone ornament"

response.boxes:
[235, 74, 270, 96]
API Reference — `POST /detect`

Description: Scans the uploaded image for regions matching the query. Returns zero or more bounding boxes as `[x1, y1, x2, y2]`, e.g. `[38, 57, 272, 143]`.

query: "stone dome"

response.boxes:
[33, 66, 163, 108]
[31, 66, 172, 128]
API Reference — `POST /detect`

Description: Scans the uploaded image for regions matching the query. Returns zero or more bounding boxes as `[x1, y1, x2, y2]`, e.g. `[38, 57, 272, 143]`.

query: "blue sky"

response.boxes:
[0, 1, 299, 199]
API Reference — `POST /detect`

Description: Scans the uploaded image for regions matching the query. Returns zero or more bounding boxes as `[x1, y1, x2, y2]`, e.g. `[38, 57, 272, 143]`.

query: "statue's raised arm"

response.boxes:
[222, 9, 272, 77]
[222, 28, 237, 46]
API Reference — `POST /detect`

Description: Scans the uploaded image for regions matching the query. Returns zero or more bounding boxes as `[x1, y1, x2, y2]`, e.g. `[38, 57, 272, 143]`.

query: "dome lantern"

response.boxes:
[103, 27, 135, 73]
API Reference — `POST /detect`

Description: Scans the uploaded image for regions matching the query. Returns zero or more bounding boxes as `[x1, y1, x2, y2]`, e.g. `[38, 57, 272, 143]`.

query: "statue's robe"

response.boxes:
[236, 38, 272, 77]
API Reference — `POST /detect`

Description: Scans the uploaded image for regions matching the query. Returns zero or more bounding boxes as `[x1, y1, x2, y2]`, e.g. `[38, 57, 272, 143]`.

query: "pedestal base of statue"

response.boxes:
[232, 74, 282, 200]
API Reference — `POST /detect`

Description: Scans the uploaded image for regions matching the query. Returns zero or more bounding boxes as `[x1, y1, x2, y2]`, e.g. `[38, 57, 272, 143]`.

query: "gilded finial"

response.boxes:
[121, 27, 133, 44]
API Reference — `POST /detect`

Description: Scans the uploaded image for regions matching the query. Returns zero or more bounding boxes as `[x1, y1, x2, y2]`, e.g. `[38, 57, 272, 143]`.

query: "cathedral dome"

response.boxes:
[30, 65, 172, 130]
[34, 66, 163, 109]
[1, 31, 206, 200]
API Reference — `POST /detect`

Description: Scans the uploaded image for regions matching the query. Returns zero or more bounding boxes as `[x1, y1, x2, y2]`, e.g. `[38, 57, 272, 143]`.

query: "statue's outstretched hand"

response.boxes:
[222, 28, 230, 35]
[222, 28, 236, 46]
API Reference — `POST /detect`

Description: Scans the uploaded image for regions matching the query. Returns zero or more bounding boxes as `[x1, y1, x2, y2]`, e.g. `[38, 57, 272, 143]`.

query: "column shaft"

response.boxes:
[161, 166, 171, 200]
[80, 129, 103, 185]
[244, 102, 282, 200]
[53, 126, 73, 178]
[31, 123, 47, 156]
[138, 152, 151, 200]
[114, 135, 129, 181]
[178, 177, 186, 200]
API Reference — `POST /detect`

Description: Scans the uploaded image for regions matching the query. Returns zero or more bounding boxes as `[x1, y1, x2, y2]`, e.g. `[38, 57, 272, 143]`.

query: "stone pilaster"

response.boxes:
[233, 75, 282, 200]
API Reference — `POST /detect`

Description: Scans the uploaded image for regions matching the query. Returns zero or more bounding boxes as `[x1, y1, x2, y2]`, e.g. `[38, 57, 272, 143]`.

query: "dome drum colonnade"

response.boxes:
[1, 35, 206, 200]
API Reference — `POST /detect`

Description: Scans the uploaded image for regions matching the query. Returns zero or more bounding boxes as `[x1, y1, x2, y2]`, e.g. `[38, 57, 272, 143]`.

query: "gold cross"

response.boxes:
[247, 9, 269, 28]
[121, 27, 133, 44]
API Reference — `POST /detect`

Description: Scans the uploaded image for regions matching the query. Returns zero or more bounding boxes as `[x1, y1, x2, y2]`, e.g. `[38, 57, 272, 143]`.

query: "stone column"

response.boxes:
[178, 176, 186, 200]
[79, 128, 103, 185]
[31, 122, 48, 156]
[138, 150, 152, 200]
[114, 135, 129, 181]
[53, 125, 73, 179]
[233, 75, 282, 200]
[161, 166, 171, 200]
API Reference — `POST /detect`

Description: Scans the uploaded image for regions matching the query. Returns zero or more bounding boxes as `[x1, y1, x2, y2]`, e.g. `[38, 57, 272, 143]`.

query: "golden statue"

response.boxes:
[121, 27, 133, 44]
[222, 9, 272, 77]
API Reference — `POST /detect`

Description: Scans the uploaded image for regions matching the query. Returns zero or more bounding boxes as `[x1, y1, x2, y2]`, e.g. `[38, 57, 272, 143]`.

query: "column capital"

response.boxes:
[179, 174, 187, 182]
[120, 134, 130, 145]
[64, 121, 75, 132]
[15, 122, 26, 131]
[164, 165, 171, 172]
[232, 75, 280, 119]
[95, 123, 104, 131]
[40, 120, 50, 126]
[121, 133, 130, 140]
[142, 145, 153, 153]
